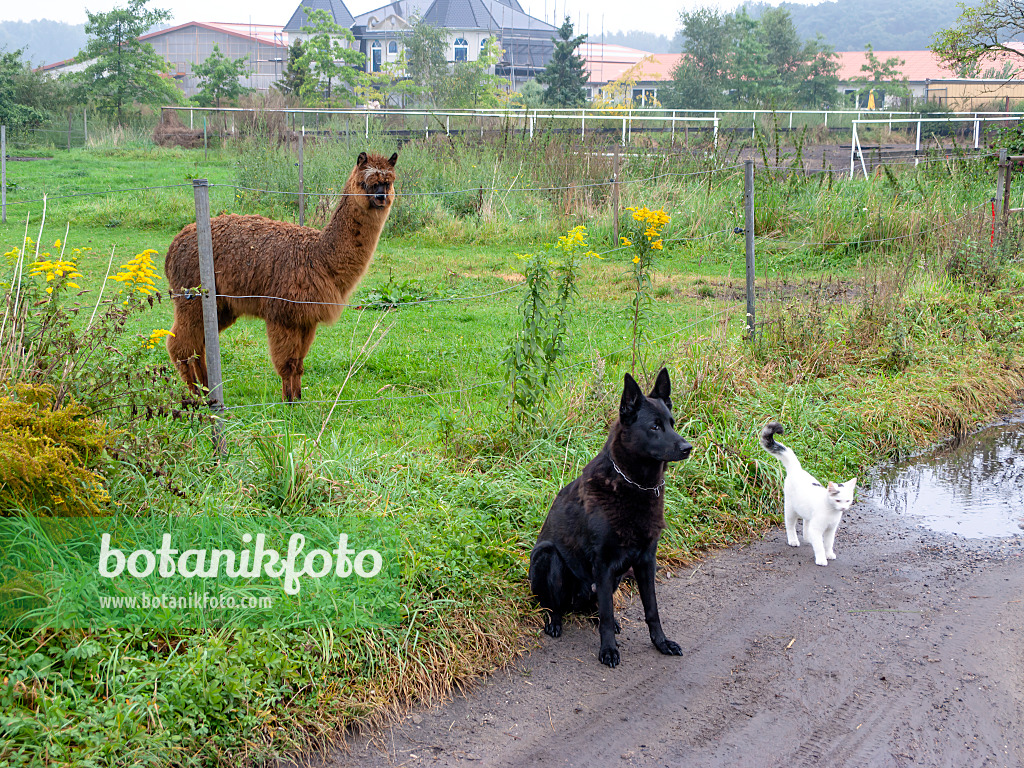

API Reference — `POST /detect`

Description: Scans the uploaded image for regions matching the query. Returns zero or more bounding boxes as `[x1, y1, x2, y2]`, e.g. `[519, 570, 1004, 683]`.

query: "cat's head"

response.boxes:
[827, 478, 857, 512]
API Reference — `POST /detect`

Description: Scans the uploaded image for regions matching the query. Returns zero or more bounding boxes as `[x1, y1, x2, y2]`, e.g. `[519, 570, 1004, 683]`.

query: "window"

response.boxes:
[388, 40, 398, 56]
[454, 37, 468, 63]
[480, 37, 488, 55]
[372, 40, 382, 72]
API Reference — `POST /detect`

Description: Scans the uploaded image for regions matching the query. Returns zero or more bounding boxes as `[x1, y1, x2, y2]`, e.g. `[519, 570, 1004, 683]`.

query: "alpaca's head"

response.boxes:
[353, 151, 398, 211]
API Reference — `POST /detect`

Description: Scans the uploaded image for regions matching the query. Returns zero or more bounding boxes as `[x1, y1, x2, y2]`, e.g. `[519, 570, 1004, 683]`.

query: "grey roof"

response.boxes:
[284, 0, 356, 32]
[422, 0, 552, 32]
[352, 1, 431, 26]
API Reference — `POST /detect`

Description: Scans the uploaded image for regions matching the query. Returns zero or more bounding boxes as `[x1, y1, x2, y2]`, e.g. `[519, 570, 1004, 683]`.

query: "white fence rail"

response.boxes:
[161, 105, 1024, 147]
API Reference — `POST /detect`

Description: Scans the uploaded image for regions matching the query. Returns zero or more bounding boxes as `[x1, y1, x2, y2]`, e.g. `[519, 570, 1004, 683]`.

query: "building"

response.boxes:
[41, 21, 289, 98]
[580, 43, 680, 105]
[285, 0, 556, 80]
[835, 48, 1024, 110]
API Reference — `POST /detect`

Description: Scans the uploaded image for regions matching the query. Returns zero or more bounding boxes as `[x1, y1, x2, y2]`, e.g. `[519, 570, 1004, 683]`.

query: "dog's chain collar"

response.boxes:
[609, 458, 664, 497]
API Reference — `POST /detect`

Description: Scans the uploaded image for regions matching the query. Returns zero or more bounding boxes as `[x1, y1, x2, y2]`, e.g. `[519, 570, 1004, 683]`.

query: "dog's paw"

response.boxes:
[814, 558, 828, 566]
[655, 639, 683, 656]
[599, 646, 620, 668]
[826, 551, 836, 560]
[544, 621, 562, 638]
[787, 539, 800, 547]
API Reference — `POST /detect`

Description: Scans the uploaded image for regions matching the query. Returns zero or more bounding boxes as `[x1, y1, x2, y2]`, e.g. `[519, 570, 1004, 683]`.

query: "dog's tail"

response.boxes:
[760, 421, 801, 473]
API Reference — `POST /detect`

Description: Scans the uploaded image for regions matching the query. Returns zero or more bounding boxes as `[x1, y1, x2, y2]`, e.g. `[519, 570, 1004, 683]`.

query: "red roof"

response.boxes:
[835, 50, 957, 82]
[835, 44, 1024, 82]
[581, 43, 681, 85]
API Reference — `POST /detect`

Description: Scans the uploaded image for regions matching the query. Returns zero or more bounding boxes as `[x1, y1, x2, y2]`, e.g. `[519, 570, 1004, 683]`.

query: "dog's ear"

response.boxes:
[620, 372, 646, 425]
[649, 367, 672, 410]
[357, 151, 368, 166]
[388, 152, 398, 167]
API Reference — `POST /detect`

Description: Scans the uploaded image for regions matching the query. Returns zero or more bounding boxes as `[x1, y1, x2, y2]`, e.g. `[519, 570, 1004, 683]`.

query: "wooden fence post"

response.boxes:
[1, 125, 6, 224]
[192, 179, 227, 454]
[996, 148, 1007, 233]
[611, 147, 620, 246]
[744, 159, 756, 340]
[298, 127, 305, 227]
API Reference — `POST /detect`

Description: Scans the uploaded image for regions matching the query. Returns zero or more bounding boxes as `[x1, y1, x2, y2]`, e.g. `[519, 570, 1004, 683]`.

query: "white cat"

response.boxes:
[760, 421, 857, 566]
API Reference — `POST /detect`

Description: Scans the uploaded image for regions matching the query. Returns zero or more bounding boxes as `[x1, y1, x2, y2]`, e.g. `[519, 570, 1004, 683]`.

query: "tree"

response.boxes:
[662, 6, 840, 110]
[932, 0, 1024, 78]
[662, 8, 735, 109]
[73, 0, 181, 125]
[192, 43, 251, 107]
[401, 15, 449, 107]
[446, 36, 508, 108]
[794, 36, 841, 109]
[276, 39, 310, 97]
[0, 47, 51, 130]
[397, 17, 509, 108]
[296, 8, 365, 105]
[536, 17, 587, 107]
[849, 44, 911, 108]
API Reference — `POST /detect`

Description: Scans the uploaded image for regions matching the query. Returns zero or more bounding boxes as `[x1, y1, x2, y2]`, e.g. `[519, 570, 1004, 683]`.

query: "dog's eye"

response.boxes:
[651, 422, 662, 431]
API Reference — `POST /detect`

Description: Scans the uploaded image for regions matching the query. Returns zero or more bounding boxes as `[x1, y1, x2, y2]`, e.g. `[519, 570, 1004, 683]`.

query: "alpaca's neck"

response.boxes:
[317, 195, 387, 281]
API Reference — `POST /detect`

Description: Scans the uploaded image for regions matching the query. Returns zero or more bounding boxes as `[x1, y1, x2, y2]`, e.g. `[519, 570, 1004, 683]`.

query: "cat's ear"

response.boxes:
[847, 477, 857, 489]
[648, 367, 672, 410]
[827, 482, 841, 496]
[620, 373, 646, 426]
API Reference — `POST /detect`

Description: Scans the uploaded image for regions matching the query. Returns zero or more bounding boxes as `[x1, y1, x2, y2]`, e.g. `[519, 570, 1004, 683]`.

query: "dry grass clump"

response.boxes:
[152, 110, 204, 149]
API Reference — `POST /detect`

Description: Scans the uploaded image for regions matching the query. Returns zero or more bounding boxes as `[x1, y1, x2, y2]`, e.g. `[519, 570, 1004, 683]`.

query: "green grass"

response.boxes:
[1, 137, 1023, 767]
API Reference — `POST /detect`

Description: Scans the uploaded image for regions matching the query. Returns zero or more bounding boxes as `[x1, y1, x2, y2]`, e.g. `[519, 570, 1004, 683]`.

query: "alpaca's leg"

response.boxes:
[266, 323, 317, 402]
[167, 301, 208, 392]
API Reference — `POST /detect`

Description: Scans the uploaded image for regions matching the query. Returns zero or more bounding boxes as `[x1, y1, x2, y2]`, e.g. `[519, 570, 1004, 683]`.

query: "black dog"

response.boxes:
[529, 368, 692, 667]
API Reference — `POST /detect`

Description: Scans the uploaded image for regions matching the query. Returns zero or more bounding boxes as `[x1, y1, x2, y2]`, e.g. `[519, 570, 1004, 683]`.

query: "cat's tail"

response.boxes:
[760, 421, 801, 472]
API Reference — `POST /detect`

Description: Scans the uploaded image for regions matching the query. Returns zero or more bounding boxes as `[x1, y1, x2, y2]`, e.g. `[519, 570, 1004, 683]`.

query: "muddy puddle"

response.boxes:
[872, 413, 1024, 538]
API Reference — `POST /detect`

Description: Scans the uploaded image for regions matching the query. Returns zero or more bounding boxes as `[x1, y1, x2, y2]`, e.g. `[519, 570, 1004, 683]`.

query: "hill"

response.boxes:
[0, 19, 86, 65]
[745, 0, 962, 52]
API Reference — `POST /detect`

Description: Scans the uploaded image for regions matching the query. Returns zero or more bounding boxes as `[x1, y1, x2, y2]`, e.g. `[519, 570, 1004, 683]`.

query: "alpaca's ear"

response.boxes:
[388, 152, 398, 167]
[619, 373, 646, 426]
[357, 152, 368, 166]
[649, 367, 672, 410]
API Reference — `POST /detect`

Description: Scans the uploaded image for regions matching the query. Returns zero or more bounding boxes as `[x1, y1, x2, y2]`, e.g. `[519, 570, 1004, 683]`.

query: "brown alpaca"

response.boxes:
[165, 151, 397, 402]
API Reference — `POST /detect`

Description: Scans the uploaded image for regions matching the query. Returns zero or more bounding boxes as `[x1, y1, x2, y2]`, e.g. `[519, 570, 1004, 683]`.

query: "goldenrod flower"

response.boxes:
[620, 237, 632, 247]
[110, 249, 161, 296]
[632, 256, 641, 264]
[145, 329, 175, 349]
[29, 258, 83, 292]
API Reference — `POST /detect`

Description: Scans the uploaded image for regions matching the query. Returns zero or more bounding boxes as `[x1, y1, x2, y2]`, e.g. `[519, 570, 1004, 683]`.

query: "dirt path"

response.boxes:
[320, 484, 1024, 768]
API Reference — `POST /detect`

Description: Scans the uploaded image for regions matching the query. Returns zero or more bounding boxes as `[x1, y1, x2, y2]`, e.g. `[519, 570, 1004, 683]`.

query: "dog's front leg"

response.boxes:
[596, 570, 620, 668]
[634, 551, 682, 657]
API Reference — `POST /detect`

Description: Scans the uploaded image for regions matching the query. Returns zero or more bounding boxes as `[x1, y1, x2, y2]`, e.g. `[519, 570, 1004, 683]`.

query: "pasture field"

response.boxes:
[1, 134, 1024, 766]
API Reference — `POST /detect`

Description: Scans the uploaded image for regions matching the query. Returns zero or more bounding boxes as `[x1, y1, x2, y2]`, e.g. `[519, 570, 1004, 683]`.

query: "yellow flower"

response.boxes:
[620, 237, 632, 247]
[145, 329, 175, 349]
[651, 239, 664, 250]
[632, 256, 640, 264]
[110, 249, 161, 295]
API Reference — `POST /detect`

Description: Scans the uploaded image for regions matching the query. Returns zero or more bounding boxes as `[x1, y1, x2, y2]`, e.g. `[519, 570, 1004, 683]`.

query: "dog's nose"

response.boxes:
[679, 440, 692, 459]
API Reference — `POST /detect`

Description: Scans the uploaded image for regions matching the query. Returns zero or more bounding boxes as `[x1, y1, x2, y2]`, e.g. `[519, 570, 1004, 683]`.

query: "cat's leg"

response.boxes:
[806, 521, 829, 566]
[784, 499, 800, 547]
[823, 522, 839, 560]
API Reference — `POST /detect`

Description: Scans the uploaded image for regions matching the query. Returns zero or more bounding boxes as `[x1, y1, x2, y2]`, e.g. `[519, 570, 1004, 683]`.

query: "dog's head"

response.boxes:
[354, 151, 398, 210]
[618, 368, 692, 463]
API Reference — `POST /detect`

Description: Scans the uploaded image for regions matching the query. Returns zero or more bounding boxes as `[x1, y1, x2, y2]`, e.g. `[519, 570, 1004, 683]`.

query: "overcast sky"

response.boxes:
[0, 0, 734, 37]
